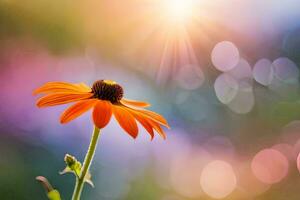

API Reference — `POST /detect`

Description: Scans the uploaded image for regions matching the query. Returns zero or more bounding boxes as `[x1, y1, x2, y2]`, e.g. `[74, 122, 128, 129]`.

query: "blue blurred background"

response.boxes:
[1, 0, 300, 199]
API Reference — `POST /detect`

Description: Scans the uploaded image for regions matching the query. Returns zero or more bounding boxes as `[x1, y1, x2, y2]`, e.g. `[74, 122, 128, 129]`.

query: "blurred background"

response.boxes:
[1, 0, 300, 199]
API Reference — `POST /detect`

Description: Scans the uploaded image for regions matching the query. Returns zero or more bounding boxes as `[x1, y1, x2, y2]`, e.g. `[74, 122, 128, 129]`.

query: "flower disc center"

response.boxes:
[92, 80, 123, 103]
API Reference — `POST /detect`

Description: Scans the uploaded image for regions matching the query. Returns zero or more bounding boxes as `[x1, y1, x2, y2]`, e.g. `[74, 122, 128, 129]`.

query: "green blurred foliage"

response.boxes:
[0, 1, 83, 53]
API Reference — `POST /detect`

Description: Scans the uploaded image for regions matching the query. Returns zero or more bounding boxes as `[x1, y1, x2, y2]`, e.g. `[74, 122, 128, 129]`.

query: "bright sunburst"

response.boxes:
[152, 0, 205, 84]
[109, 0, 212, 85]
[163, 0, 194, 24]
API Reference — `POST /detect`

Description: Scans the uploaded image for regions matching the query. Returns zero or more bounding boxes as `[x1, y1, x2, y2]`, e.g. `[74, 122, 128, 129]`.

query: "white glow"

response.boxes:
[163, 0, 194, 24]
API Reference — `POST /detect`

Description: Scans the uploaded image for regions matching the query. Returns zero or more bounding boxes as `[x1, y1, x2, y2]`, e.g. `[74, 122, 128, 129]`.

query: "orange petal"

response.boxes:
[33, 82, 91, 95]
[148, 119, 166, 139]
[36, 92, 93, 107]
[113, 105, 138, 139]
[77, 82, 92, 92]
[129, 110, 154, 140]
[130, 109, 169, 128]
[60, 99, 98, 124]
[120, 98, 150, 108]
[92, 100, 113, 129]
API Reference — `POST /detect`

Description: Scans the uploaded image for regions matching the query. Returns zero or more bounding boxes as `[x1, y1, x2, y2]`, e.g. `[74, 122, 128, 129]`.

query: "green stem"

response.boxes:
[71, 126, 100, 200]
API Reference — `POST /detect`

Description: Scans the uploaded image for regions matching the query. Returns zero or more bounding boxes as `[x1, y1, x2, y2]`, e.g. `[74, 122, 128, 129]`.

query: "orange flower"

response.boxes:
[34, 80, 169, 139]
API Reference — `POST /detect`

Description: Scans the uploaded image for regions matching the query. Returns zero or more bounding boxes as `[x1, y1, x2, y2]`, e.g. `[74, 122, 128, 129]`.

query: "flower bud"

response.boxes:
[64, 154, 76, 168]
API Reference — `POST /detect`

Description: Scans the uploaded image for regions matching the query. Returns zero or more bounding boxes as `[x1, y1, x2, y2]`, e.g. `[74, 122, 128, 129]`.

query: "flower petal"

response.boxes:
[92, 100, 113, 129]
[130, 108, 167, 139]
[129, 110, 154, 140]
[130, 109, 169, 128]
[60, 99, 98, 124]
[36, 92, 93, 107]
[120, 98, 150, 108]
[33, 82, 91, 95]
[77, 82, 92, 92]
[148, 119, 166, 139]
[113, 105, 138, 139]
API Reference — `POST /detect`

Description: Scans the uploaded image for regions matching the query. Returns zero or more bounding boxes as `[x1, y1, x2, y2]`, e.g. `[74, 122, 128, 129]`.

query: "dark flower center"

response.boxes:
[92, 80, 124, 103]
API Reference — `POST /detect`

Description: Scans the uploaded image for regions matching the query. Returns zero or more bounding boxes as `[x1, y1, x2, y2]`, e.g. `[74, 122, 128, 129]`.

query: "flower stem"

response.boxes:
[71, 126, 100, 200]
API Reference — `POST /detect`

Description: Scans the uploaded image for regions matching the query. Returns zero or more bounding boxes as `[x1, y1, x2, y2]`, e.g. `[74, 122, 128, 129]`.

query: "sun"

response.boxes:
[163, 0, 194, 24]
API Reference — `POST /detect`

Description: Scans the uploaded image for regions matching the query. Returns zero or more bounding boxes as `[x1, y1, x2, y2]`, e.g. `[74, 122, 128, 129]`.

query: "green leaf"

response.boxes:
[47, 190, 61, 200]
[84, 171, 94, 187]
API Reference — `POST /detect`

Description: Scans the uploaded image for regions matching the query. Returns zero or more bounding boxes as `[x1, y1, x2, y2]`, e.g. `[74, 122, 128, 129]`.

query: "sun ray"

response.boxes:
[116, 0, 223, 85]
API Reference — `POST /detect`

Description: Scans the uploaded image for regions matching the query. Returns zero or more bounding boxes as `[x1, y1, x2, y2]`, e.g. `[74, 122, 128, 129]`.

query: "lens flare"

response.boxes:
[211, 41, 240, 72]
[170, 148, 212, 198]
[253, 58, 274, 86]
[200, 160, 237, 199]
[251, 149, 289, 184]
